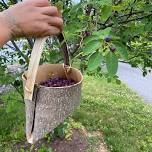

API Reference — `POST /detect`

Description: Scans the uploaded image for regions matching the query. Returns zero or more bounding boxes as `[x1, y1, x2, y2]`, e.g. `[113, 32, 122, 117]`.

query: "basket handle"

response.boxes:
[24, 34, 70, 101]
[24, 37, 48, 100]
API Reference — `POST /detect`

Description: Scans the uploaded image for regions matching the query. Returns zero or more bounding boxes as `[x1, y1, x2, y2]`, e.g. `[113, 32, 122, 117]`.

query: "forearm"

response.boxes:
[0, 0, 63, 47]
[0, 12, 12, 47]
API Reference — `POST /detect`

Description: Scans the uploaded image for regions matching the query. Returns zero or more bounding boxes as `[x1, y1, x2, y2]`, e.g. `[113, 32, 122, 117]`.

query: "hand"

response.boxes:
[0, 0, 63, 38]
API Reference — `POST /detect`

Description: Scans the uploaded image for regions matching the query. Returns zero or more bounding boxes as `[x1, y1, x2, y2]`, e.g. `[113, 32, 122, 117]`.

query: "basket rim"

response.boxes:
[22, 64, 83, 89]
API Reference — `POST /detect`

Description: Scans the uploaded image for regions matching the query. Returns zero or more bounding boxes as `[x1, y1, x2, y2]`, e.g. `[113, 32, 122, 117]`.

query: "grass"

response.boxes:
[0, 76, 152, 152]
[0, 91, 25, 151]
[73, 76, 152, 152]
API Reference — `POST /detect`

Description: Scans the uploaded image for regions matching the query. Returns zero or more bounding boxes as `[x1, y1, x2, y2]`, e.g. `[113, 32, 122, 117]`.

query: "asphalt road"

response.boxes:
[117, 62, 152, 104]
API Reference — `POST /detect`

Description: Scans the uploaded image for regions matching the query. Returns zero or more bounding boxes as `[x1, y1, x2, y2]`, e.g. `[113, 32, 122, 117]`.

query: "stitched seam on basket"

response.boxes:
[31, 86, 39, 134]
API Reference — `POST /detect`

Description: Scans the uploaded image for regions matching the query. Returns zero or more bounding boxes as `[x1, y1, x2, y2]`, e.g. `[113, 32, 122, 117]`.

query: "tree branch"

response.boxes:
[27, 38, 34, 49]
[11, 83, 24, 102]
[5, 43, 16, 51]
[118, 11, 144, 18]
[1, 0, 8, 9]
[119, 13, 152, 24]
[0, 2, 8, 9]
[103, 12, 152, 28]
[11, 40, 29, 64]
[57, 33, 70, 66]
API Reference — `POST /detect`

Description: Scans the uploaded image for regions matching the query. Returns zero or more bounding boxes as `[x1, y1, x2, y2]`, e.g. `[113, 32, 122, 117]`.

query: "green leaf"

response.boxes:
[88, 51, 103, 71]
[14, 80, 21, 87]
[144, 22, 152, 32]
[101, 5, 112, 21]
[106, 51, 118, 76]
[97, 0, 112, 5]
[142, 4, 152, 12]
[116, 79, 121, 85]
[70, 3, 81, 15]
[19, 59, 25, 65]
[64, 20, 83, 37]
[107, 77, 112, 83]
[92, 27, 112, 38]
[83, 35, 100, 44]
[55, 1, 64, 10]
[113, 41, 128, 60]
[82, 41, 101, 55]
[112, 5, 123, 11]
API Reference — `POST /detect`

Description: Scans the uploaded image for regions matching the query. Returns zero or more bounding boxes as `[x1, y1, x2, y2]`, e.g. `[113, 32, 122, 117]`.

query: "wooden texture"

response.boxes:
[58, 33, 70, 66]
[25, 37, 48, 101]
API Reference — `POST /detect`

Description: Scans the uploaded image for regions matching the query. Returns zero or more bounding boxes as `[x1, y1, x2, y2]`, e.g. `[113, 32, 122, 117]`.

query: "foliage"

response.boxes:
[52, 117, 84, 140]
[0, 0, 152, 82]
[0, 64, 24, 100]
[0, 91, 25, 152]
[38, 145, 53, 152]
[59, 0, 152, 77]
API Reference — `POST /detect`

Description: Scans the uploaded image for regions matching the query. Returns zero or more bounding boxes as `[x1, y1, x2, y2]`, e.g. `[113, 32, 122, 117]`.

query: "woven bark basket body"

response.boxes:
[22, 64, 83, 144]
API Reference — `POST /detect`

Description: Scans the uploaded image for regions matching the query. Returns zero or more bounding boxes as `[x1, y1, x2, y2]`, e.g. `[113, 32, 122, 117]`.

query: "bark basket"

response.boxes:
[22, 37, 83, 144]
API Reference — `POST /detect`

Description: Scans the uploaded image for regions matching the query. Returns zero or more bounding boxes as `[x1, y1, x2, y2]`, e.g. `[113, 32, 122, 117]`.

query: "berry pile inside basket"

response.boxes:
[40, 77, 76, 87]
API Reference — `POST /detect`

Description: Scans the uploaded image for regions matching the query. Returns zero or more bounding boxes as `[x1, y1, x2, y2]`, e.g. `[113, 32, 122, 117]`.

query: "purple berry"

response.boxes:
[40, 77, 76, 87]
[104, 37, 112, 42]
[85, 31, 91, 37]
[112, 11, 118, 17]
[110, 47, 116, 52]
[71, 82, 75, 85]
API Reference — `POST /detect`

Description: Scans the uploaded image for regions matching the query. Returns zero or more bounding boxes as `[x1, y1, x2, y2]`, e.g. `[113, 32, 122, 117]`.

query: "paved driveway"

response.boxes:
[117, 62, 152, 103]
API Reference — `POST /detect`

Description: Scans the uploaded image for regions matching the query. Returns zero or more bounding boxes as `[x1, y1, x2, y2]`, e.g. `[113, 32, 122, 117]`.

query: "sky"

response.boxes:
[4, 0, 81, 4]
[72, 0, 80, 4]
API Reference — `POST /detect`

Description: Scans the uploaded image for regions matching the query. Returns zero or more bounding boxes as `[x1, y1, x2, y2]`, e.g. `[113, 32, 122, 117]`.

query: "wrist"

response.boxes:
[0, 12, 12, 45]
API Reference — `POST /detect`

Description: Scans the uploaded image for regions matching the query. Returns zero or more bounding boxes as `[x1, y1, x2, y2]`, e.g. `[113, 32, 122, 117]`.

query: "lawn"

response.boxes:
[0, 76, 152, 152]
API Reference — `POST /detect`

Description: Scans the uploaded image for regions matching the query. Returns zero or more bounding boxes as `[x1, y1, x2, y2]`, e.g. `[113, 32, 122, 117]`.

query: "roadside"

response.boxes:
[117, 62, 152, 103]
